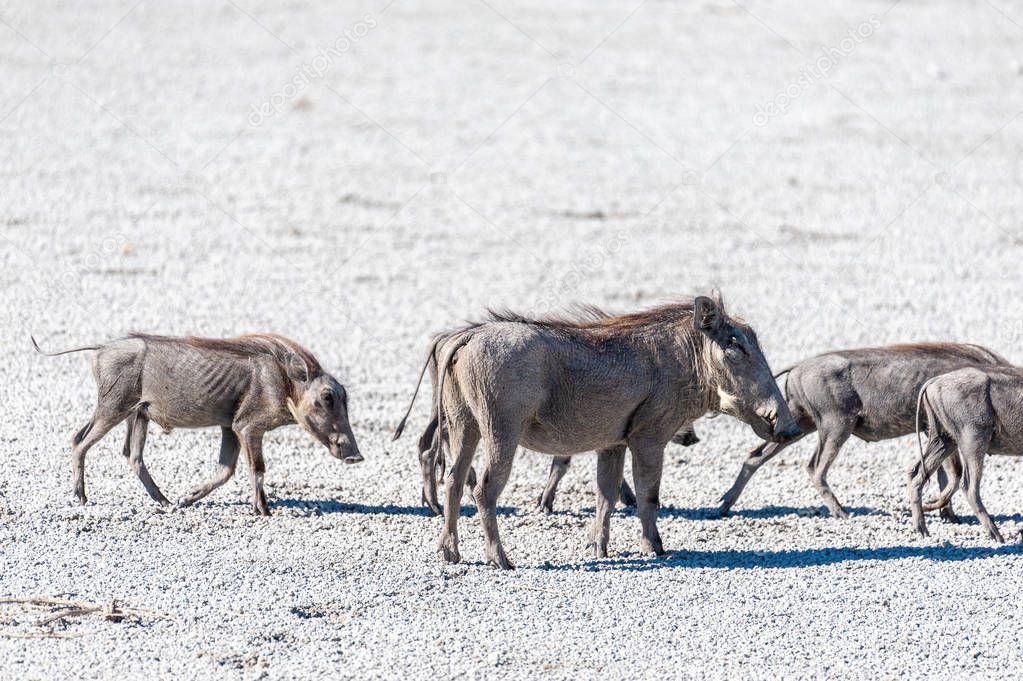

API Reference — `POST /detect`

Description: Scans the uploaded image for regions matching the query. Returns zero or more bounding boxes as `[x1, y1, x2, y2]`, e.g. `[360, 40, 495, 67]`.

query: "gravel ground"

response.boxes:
[3, 0, 1023, 678]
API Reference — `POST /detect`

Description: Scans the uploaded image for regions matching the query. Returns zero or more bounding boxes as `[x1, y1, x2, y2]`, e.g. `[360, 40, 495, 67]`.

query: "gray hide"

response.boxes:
[719, 343, 1009, 519]
[395, 297, 796, 569]
[397, 312, 701, 517]
[34, 333, 360, 515]
[910, 365, 1023, 542]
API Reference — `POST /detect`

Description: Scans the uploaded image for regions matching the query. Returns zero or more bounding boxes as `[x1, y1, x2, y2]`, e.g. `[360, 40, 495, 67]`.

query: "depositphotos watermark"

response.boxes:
[530, 231, 627, 317]
[753, 15, 881, 127]
[249, 14, 378, 127]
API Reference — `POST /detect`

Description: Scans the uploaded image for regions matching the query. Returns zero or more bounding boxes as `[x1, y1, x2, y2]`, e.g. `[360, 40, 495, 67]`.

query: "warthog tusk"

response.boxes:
[716, 387, 738, 413]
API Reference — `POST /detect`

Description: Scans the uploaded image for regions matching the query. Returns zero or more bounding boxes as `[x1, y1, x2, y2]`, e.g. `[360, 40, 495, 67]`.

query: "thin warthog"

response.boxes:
[910, 365, 1023, 543]
[33, 333, 361, 515]
[394, 297, 797, 569]
[718, 343, 1009, 519]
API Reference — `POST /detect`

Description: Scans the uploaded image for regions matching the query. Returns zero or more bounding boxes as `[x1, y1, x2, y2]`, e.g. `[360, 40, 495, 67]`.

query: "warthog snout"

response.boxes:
[757, 408, 800, 442]
[773, 419, 801, 441]
[331, 435, 363, 464]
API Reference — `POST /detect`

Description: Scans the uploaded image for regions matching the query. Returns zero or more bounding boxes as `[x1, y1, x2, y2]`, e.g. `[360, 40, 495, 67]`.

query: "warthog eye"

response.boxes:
[321, 392, 335, 409]
[726, 335, 746, 359]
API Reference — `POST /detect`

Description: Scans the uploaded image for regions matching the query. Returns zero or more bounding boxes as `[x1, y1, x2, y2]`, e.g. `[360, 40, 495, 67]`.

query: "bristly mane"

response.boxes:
[129, 333, 324, 377]
[834, 342, 1008, 366]
[485, 300, 749, 339]
[483, 300, 730, 414]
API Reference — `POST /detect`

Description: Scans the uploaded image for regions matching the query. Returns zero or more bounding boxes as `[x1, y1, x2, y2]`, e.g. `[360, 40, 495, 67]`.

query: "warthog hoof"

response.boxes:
[535, 494, 555, 515]
[641, 535, 665, 557]
[487, 545, 514, 570]
[585, 540, 608, 560]
[420, 489, 442, 517]
[939, 506, 961, 525]
[717, 503, 731, 518]
[914, 519, 930, 538]
[828, 506, 850, 520]
[989, 527, 1005, 544]
[438, 539, 460, 564]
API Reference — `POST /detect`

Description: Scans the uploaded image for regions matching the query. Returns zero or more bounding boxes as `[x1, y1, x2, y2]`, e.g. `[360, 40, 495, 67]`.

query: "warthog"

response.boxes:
[33, 333, 361, 515]
[394, 297, 797, 569]
[719, 343, 1009, 519]
[397, 314, 700, 516]
[910, 365, 1023, 542]
[536, 425, 701, 513]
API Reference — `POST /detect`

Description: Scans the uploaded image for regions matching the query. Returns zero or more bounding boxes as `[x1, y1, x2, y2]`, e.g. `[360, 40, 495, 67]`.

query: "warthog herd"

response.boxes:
[36, 295, 1022, 569]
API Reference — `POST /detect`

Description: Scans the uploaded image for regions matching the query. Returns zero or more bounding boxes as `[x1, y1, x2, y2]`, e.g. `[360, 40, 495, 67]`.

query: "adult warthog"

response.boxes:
[397, 316, 701, 516]
[719, 343, 1009, 519]
[33, 333, 361, 515]
[394, 297, 797, 569]
[910, 365, 1023, 542]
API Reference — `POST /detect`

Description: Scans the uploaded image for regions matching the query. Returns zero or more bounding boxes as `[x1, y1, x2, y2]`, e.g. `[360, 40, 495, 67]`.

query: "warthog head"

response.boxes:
[694, 296, 799, 442]
[284, 354, 363, 464]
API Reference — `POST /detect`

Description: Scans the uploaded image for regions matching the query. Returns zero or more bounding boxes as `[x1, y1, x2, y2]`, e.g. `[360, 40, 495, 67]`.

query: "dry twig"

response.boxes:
[0, 596, 175, 638]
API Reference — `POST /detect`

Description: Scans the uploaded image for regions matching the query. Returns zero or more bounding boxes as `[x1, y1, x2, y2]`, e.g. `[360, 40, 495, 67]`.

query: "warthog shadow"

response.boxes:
[274, 499, 435, 516]
[656, 504, 883, 520]
[274, 499, 516, 517]
[990, 513, 1023, 523]
[549, 544, 1023, 572]
[548, 504, 882, 520]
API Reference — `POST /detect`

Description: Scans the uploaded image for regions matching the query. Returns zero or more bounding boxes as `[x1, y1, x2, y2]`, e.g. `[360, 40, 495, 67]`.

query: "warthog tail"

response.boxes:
[31, 336, 99, 357]
[772, 366, 794, 379]
[921, 461, 961, 512]
[393, 336, 446, 441]
[914, 376, 942, 487]
[432, 330, 475, 449]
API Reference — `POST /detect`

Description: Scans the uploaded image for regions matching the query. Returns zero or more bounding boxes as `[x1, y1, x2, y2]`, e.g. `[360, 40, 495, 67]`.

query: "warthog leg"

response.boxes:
[630, 440, 665, 556]
[178, 427, 240, 508]
[806, 420, 854, 519]
[618, 480, 637, 507]
[418, 416, 444, 516]
[475, 429, 520, 570]
[239, 428, 270, 516]
[538, 456, 636, 513]
[908, 433, 953, 537]
[718, 431, 809, 516]
[421, 445, 444, 517]
[537, 458, 570, 514]
[935, 456, 961, 524]
[123, 411, 169, 507]
[420, 420, 477, 517]
[437, 419, 479, 565]
[587, 446, 626, 559]
[957, 430, 1002, 543]
[70, 409, 130, 506]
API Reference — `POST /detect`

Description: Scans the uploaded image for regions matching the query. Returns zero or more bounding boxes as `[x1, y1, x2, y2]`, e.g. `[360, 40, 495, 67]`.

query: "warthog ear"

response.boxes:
[284, 352, 310, 383]
[694, 296, 722, 333]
